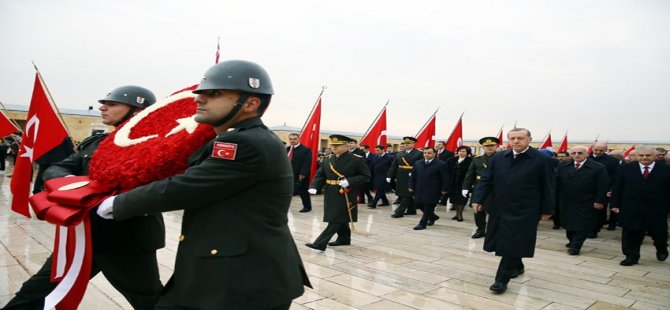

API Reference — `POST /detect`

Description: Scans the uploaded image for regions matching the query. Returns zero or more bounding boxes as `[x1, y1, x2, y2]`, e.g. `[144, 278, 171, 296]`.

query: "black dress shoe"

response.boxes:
[413, 225, 426, 230]
[367, 205, 376, 209]
[657, 251, 668, 261]
[378, 203, 390, 206]
[510, 268, 525, 278]
[620, 257, 638, 266]
[457, 217, 463, 222]
[471, 231, 485, 239]
[606, 226, 616, 231]
[305, 243, 326, 251]
[450, 206, 455, 210]
[404, 211, 417, 215]
[393, 199, 401, 204]
[427, 216, 440, 226]
[299, 208, 312, 213]
[451, 215, 459, 220]
[568, 248, 580, 255]
[552, 225, 560, 230]
[489, 281, 508, 294]
[328, 241, 350, 246]
[391, 213, 404, 218]
[587, 232, 598, 239]
[565, 243, 571, 248]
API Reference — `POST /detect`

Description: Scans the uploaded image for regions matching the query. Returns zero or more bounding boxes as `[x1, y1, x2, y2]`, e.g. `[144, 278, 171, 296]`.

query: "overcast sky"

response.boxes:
[1, 0, 668, 143]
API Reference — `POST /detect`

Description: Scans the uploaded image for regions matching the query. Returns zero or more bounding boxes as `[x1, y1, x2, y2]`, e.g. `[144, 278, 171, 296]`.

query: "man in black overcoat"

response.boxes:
[369, 144, 393, 208]
[590, 142, 620, 233]
[557, 145, 609, 255]
[611, 145, 670, 266]
[408, 147, 449, 230]
[97, 61, 311, 310]
[435, 140, 454, 205]
[287, 132, 313, 212]
[306, 135, 371, 250]
[388, 137, 424, 217]
[472, 128, 555, 294]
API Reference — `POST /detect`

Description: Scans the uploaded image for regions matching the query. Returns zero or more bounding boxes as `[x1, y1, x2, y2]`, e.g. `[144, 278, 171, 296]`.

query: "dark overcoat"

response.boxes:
[287, 144, 312, 194]
[387, 149, 423, 196]
[611, 162, 670, 232]
[473, 147, 556, 257]
[557, 159, 609, 231]
[408, 159, 449, 205]
[371, 153, 393, 191]
[112, 117, 311, 309]
[446, 156, 472, 205]
[310, 151, 371, 223]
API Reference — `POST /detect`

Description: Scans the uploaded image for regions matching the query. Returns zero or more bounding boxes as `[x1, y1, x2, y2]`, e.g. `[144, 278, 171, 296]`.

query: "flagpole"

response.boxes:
[31, 61, 75, 151]
[0, 100, 24, 133]
[444, 111, 464, 139]
[360, 100, 388, 139]
[539, 130, 551, 148]
[414, 108, 439, 137]
[300, 86, 326, 134]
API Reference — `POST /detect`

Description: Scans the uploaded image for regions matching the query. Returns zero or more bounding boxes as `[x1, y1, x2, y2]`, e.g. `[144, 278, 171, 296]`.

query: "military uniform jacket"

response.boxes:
[387, 149, 423, 196]
[611, 162, 670, 232]
[311, 152, 370, 223]
[112, 117, 311, 309]
[557, 159, 609, 231]
[473, 147, 556, 258]
[43, 133, 165, 253]
[462, 153, 493, 207]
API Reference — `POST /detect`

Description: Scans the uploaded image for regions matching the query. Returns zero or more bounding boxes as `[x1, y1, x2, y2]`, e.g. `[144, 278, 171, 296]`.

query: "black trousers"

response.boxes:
[155, 298, 292, 310]
[2, 251, 162, 310]
[622, 228, 669, 260]
[370, 188, 390, 206]
[474, 208, 488, 233]
[393, 195, 416, 215]
[416, 203, 438, 226]
[566, 230, 588, 250]
[607, 209, 618, 227]
[358, 182, 373, 202]
[313, 222, 351, 246]
[494, 256, 523, 283]
[294, 177, 312, 210]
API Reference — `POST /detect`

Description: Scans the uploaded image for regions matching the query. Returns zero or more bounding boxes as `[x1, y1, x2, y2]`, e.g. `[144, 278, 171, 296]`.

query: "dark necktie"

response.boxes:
[575, 163, 581, 171]
[643, 166, 650, 179]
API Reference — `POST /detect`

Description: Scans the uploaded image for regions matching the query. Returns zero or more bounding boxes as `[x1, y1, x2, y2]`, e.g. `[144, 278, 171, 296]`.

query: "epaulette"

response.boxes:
[78, 133, 109, 150]
[353, 153, 363, 158]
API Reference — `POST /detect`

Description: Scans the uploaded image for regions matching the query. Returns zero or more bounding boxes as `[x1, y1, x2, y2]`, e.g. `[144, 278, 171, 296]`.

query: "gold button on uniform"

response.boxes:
[210, 249, 218, 255]
[179, 235, 184, 241]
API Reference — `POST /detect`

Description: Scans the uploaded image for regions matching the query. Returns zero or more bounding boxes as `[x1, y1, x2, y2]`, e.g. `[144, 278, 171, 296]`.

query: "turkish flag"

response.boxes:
[299, 98, 321, 182]
[415, 113, 436, 148]
[557, 134, 568, 153]
[11, 73, 69, 217]
[539, 133, 553, 149]
[0, 111, 19, 137]
[496, 127, 503, 147]
[445, 116, 463, 152]
[624, 145, 636, 158]
[360, 106, 387, 149]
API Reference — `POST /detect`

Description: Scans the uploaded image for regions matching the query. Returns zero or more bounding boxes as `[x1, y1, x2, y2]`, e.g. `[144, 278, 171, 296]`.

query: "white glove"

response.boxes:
[338, 179, 349, 188]
[307, 188, 317, 195]
[462, 190, 469, 197]
[385, 177, 391, 183]
[96, 195, 116, 220]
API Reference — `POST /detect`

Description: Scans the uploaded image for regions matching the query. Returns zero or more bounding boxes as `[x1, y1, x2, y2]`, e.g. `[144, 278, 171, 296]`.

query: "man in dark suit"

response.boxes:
[472, 128, 555, 294]
[409, 147, 449, 230]
[306, 135, 371, 250]
[287, 133, 313, 213]
[388, 137, 424, 218]
[348, 139, 366, 157]
[611, 145, 670, 266]
[369, 144, 393, 208]
[435, 141, 454, 205]
[590, 142, 620, 233]
[4, 85, 164, 309]
[557, 145, 609, 255]
[357, 145, 374, 204]
[97, 61, 311, 310]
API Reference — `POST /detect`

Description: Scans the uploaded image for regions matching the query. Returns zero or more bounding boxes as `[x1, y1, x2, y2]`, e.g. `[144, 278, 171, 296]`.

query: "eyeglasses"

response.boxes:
[570, 152, 584, 155]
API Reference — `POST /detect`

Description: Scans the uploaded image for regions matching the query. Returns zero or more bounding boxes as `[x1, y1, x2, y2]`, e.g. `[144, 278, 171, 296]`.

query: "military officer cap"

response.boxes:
[329, 134, 354, 145]
[402, 136, 417, 144]
[478, 136, 499, 146]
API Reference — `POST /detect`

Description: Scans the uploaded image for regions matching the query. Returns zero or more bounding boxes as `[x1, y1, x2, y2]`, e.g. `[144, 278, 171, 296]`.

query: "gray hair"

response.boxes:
[508, 127, 532, 138]
[636, 145, 657, 154]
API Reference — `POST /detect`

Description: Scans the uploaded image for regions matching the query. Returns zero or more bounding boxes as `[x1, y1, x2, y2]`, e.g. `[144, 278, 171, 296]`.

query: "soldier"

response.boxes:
[97, 60, 311, 309]
[4, 86, 165, 310]
[306, 135, 371, 250]
[462, 136, 499, 238]
[388, 137, 424, 218]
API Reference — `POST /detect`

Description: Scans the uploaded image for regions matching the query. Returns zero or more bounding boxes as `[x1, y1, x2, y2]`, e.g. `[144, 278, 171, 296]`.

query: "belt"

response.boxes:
[399, 165, 413, 169]
[326, 179, 339, 185]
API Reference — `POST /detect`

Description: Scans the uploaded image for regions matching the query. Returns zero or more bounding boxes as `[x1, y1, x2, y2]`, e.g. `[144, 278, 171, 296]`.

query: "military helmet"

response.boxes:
[194, 60, 274, 95]
[98, 85, 156, 109]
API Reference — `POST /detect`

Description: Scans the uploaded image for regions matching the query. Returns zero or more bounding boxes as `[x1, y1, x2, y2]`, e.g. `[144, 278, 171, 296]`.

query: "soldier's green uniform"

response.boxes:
[388, 137, 424, 217]
[306, 135, 370, 250]
[462, 136, 499, 238]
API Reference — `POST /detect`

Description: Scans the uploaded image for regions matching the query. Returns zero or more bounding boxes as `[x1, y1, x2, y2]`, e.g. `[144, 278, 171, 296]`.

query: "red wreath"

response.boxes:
[88, 85, 216, 191]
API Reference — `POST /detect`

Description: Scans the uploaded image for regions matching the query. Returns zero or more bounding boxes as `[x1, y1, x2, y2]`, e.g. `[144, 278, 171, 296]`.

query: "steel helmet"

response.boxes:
[98, 85, 157, 108]
[194, 60, 274, 95]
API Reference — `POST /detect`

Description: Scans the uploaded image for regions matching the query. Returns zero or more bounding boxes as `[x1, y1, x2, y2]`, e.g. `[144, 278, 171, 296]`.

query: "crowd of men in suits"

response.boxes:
[288, 130, 670, 295]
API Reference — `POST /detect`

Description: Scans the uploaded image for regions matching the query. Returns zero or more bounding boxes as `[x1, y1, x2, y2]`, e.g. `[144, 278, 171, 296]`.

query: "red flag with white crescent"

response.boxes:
[557, 133, 568, 153]
[539, 133, 553, 149]
[445, 116, 463, 152]
[299, 98, 321, 182]
[360, 106, 387, 148]
[415, 113, 436, 148]
[0, 110, 19, 137]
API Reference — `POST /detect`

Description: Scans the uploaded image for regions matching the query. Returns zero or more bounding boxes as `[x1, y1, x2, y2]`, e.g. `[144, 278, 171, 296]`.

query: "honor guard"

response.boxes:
[306, 135, 371, 251]
[388, 136, 424, 218]
[462, 136, 499, 238]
